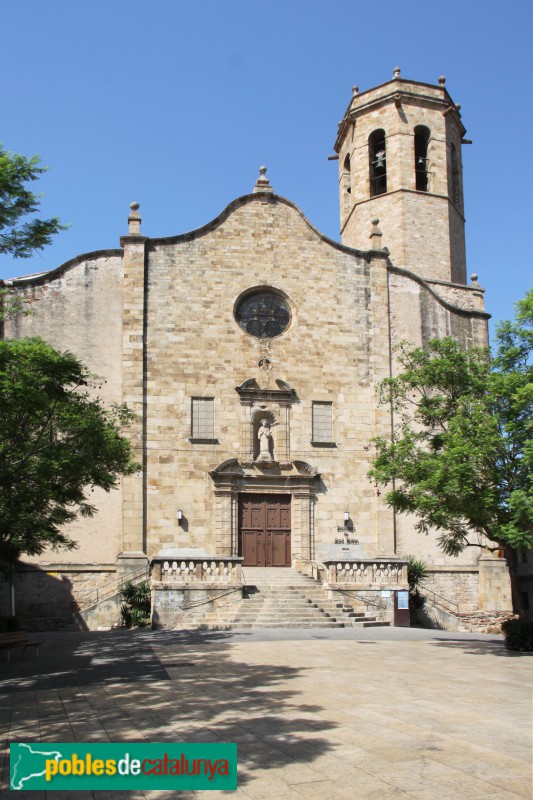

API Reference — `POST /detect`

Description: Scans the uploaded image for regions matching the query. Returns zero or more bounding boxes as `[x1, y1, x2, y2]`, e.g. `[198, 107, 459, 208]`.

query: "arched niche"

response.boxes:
[251, 407, 278, 461]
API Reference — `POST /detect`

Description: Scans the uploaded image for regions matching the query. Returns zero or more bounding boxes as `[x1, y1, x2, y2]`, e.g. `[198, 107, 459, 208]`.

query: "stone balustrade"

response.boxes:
[151, 557, 243, 585]
[323, 558, 408, 587]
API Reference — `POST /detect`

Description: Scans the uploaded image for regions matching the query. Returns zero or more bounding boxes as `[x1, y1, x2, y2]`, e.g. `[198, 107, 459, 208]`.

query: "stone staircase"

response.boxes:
[195, 567, 390, 629]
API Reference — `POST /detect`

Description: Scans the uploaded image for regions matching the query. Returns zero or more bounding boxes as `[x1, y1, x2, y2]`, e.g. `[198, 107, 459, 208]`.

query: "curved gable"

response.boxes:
[148, 193, 379, 260]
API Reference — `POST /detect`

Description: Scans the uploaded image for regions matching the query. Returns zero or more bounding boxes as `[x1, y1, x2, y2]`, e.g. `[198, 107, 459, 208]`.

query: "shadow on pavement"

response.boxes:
[429, 637, 524, 657]
[0, 629, 337, 795]
[0, 630, 169, 693]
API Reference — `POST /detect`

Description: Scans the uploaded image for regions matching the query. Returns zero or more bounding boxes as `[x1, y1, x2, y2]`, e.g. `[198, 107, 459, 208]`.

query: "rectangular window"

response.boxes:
[312, 402, 333, 444]
[191, 398, 215, 441]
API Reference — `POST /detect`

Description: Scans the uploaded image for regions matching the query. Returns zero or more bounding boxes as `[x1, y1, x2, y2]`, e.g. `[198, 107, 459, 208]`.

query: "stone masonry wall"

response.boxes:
[0, 565, 117, 630]
[142, 195, 393, 561]
[387, 269, 489, 570]
[152, 585, 243, 629]
[3, 254, 125, 566]
[423, 568, 479, 613]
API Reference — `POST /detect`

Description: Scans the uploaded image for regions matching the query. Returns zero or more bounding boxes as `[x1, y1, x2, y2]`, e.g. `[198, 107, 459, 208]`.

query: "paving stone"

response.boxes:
[0, 628, 530, 799]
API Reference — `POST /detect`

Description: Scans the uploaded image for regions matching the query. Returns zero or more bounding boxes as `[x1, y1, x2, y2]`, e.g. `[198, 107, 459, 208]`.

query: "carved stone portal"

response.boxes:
[210, 459, 319, 561]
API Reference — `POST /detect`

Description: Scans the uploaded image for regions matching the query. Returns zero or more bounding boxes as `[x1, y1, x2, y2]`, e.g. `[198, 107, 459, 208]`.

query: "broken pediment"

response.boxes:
[235, 378, 296, 405]
[210, 458, 318, 481]
[210, 458, 244, 476]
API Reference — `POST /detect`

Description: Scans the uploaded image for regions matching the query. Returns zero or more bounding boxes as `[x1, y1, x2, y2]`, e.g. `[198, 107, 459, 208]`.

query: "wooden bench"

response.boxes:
[0, 631, 43, 662]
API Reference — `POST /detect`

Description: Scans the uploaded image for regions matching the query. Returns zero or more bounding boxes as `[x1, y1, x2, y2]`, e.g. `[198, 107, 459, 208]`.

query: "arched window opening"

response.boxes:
[341, 152, 352, 220]
[343, 154, 352, 194]
[414, 126, 430, 192]
[451, 143, 460, 207]
[369, 130, 387, 196]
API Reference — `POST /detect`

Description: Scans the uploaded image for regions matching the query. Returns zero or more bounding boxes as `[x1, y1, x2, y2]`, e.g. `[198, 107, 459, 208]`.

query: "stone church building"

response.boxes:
[1, 71, 515, 630]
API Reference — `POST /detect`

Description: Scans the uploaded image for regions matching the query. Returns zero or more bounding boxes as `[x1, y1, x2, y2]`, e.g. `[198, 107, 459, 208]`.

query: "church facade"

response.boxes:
[1, 71, 514, 630]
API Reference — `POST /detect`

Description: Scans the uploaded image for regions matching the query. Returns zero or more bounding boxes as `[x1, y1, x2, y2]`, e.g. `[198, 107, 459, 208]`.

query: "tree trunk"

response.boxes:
[504, 544, 524, 618]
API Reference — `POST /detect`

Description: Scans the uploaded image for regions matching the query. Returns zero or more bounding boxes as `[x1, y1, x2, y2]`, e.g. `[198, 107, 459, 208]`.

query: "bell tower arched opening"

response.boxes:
[369, 129, 387, 197]
[414, 125, 430, 192]
[334, 72, 468, 284]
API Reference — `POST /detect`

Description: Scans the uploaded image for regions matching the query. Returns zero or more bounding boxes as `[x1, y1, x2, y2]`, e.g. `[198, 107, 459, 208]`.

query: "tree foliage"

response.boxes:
[369, 291, 533, 566]
[0, 338, 138, 561]
[119, 580, 151, 628]
[0, 145, 66, 259]
[406, 555, 428, 609]
[0, 288, 30, 325]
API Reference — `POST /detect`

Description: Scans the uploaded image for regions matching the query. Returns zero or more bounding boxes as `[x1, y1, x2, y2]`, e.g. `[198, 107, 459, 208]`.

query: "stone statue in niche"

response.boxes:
[257, 419, 274, 461]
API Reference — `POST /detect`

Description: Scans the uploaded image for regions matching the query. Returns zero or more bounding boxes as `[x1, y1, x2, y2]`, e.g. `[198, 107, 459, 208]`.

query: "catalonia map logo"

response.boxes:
[10, 742, 237, 791]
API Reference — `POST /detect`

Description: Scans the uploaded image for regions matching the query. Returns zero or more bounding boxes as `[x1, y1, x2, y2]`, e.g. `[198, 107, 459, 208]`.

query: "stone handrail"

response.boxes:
[151, 557, 243, 584]
[323, 558, 408, 587]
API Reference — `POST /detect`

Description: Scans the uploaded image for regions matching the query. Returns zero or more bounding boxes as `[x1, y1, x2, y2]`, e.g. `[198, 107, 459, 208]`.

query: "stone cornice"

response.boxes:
[4, 249, 123, 288]
[389, 265, 491, 320]
[334, 77, 466, 152]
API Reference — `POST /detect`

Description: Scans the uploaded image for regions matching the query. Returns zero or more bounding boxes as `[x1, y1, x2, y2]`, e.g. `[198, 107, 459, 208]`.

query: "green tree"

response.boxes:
[1, 144, 68, 323]
[0, 338, 138, 562]
[369, 290, 533, 613]
[0, 145, 66, 259]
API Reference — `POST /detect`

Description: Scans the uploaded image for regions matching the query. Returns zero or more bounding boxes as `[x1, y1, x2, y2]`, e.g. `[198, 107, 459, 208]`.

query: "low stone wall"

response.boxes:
[0, 565, 117, 631]
[74, 595, 124, 631]
[423, 568, 479, 613]
[152, 583, 244, 629]
[414, 602, 514, 634]
[150, 556, 244, 627]
[456, 610, 514, 635]
[325, 586, 394, 623]
[295, 558, 408, 624]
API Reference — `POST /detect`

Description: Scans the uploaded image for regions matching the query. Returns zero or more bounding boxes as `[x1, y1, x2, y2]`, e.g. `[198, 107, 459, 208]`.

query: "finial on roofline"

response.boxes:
[253, 166, 273, 194]
[128, 202, 141, 235]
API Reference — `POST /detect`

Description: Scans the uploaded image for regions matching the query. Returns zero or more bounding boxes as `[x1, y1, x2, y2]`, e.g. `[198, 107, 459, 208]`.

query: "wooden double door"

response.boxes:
[239, 494, 291, 567]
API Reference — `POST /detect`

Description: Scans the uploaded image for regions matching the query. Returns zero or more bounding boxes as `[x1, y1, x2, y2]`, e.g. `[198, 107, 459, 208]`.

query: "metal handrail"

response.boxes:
[292, 553, 323, 569]
[170, 587, 243, 611]
[292, 555, 388, 610]
[73, 566, 150, 613]
[330, 587, 387, 610]
[292, 553, 321, 567]
[421, 588, 460, 615]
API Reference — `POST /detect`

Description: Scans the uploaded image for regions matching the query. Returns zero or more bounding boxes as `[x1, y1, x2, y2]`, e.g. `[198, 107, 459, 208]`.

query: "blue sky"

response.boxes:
[1, 0, 531, 340]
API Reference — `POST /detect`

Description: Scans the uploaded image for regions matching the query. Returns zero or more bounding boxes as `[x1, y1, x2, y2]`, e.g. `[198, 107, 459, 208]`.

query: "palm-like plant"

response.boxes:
[119, 580, 151, 627]
[406, 556, 428, 609]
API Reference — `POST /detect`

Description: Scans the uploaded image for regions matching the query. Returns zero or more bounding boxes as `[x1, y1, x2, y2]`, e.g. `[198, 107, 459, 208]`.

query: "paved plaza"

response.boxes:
[0, 626, 531, 799]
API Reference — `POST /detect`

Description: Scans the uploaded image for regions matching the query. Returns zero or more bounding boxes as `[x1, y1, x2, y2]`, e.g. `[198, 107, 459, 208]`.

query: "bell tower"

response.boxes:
[334, 69, 468, 284]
